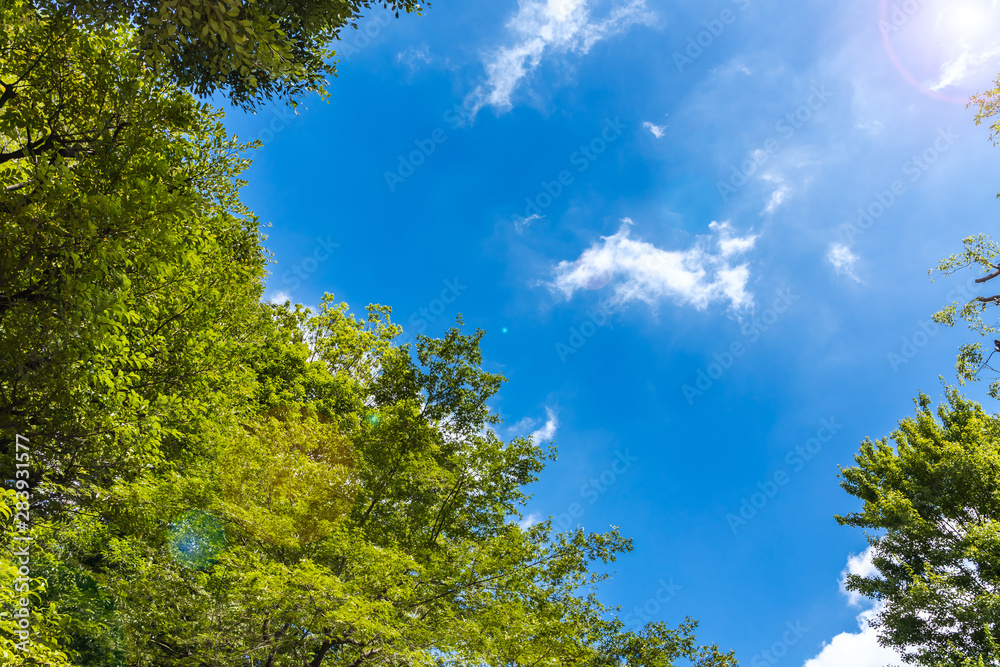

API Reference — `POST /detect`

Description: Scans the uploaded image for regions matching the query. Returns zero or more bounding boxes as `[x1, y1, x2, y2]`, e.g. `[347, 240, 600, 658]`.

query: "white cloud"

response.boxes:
[929, 43, 1000, 92]
[841, 547, 881, 607]
[508, 407, 559, 443]
[642, 120, 666, 138]
[548, 218, 758, 310]
[827, 243, 861, 282]
[763, 186, 789, 214]
[759, 173, 790, 215]
[803, 606, 903, 667]
[267, 290, 293, 305]
[531, 407, 559, 442]
[804, 547, 905, 667]
[515, 212, 545, 232]
[464, 0, 654, 119]
[518, 512, 542, 529]
[396, 46, 431, 71]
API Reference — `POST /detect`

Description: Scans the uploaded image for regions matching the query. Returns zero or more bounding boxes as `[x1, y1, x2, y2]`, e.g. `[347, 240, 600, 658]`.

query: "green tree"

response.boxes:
[0, 490, 76, 667]
[971, 74, 1000, 147]
[930, 235, 1000, 397]
[37, 0, 427, 108]
[929, 75, 1000, 397]
[75, 302, 738, 667]
[0, 0, 267, 509]
[1, 5, 737, 665]
[837, 389, 1000, 666]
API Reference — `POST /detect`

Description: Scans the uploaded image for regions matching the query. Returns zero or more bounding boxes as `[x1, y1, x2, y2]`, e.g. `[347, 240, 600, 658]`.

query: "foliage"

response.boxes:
[0, 0, 267, 509]
[0, 4, 737, 666]
[931, 235, 1000, 398]
[0, 489, 76, 667]
[971, 74, 1000, 148]
[930, 75, 1000, 397]
[36, 0, 427, 108]
[837, 389, 1000, 666]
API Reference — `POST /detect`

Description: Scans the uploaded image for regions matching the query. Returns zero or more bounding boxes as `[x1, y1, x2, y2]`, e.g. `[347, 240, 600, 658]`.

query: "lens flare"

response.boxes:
[880, 0, 1000, 104]
[167, 510, 227, 569]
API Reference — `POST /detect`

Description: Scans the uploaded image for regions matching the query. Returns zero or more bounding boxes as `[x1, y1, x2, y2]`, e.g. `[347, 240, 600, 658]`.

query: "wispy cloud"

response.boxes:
[929, 43, 1000, 92]
[465, 0, 654, 119]
[396, 46, 431, 71]
[531, 407, 559, 442]
[642, 120, 666, 138]
[548, 218, 758, 310]
[515, 212, 545, 232]
[827, 243, 861, 282]
[762, 186, 788, 214]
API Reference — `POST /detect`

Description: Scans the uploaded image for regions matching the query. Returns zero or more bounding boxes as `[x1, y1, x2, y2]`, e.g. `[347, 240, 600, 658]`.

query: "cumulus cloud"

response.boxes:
[841, 547, 881, 607]
[643, 120, 666, 138]
[518, 512, 543, 529]
[465, 0, 654, 119]
[827, 242, 861, 282]
[548, 218, 758, 310]
[804, 547, 905, 667]
[803, 607, 903, 667]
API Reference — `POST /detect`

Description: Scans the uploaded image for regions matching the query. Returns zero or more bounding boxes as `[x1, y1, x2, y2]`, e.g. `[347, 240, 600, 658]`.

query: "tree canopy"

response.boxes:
[34, 0, 427, 108]
[838, 389, 1000, 666]
[0, 3, 737, 665]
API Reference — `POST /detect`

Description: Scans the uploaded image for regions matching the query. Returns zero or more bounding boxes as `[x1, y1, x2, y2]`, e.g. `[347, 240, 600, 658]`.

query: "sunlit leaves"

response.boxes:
[38, 0, 428, 109]
[837, 389, 1000, 665]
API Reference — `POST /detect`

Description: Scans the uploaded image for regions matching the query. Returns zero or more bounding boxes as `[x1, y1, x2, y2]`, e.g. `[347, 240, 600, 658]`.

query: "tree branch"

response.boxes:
[976, 263, 1000, 284]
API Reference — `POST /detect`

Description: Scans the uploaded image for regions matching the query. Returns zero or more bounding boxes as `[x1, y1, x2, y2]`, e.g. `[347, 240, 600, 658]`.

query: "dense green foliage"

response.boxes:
[35, 0, 427, 108]
[837, 390, 1000, 665]
[0, 3, 737, 665]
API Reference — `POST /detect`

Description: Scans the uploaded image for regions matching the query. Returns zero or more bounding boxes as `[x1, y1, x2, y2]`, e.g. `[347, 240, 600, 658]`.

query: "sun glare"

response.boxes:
[941, 2, 993, 42]
[881, 0, 1000, 102]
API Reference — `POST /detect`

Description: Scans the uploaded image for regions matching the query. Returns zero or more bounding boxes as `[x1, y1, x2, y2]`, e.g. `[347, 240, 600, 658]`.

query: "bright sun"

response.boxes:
[882, 0, 1000, 101]
[940, 1, 995, 42]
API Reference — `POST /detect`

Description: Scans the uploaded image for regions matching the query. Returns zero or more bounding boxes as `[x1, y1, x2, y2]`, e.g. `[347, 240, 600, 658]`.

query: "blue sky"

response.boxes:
[223, 0, 1000, 664]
